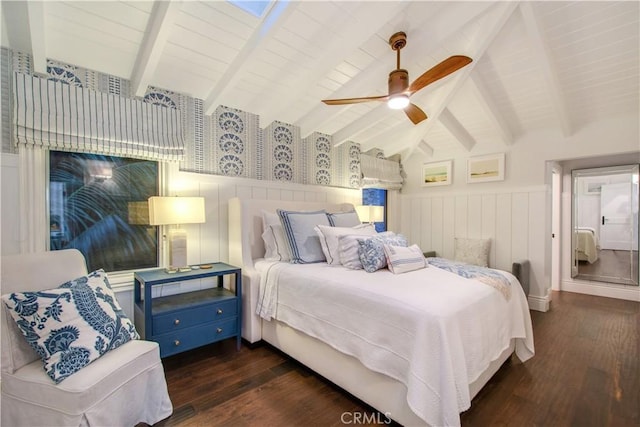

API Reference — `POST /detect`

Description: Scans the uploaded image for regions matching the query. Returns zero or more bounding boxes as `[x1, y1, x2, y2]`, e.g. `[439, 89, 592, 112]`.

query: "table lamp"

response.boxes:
[148, 196, 205, 272]
[356, 205, 384, 224]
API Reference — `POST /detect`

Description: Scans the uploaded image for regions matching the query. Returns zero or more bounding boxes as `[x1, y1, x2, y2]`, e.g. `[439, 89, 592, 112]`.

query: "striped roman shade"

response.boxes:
[13, 72, 184, 161]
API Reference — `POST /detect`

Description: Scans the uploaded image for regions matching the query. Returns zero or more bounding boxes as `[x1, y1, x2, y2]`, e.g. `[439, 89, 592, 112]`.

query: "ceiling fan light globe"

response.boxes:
[388, 95, 410, 110]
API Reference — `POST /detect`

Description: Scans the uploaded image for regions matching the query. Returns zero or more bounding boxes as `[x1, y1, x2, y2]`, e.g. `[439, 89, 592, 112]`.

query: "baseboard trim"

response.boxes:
[527, 294, 550, 312]
[561, 280, 640, 302]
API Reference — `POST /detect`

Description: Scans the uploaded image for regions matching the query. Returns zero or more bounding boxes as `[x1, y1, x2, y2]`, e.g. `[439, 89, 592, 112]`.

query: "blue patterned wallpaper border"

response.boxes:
[2, 48, 391, 189]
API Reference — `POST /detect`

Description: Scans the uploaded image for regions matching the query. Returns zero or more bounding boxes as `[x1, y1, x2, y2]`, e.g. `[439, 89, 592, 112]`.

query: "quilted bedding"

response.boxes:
[255, 260, 534, 427]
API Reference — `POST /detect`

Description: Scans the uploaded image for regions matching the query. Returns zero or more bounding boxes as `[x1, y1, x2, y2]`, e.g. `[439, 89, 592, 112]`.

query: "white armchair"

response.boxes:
[1, 249, 173, 426]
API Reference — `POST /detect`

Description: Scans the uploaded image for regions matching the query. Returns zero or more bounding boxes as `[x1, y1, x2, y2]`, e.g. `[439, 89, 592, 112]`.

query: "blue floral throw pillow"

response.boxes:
[2, 269, 139, 383]
[358, 232, 408, 273]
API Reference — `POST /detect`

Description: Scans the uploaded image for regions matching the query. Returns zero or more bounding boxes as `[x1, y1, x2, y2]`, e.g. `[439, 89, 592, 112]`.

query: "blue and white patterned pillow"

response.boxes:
[2, 269, 139, 383]
[277, 209, 331, 264]
[358, 232, 408, 273]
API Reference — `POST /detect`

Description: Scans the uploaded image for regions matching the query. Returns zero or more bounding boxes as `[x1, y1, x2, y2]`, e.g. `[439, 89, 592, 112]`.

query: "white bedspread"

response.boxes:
[256, 261, 534, 427]
[576, 227, 599, 263]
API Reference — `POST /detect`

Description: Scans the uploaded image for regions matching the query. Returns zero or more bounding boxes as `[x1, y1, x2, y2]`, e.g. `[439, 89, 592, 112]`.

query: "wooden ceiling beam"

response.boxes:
[417, 140, 434, 157]
[257, 2, 403, 127]
[519, 2, 572, 137]
[2, 1, 47, 74]
[404, 1, 519, 159]
[468, 74, 513, 145]
[332, 104, 390, 147]
[439, 108, 476, 151]
[26, 2, 46, 74]
[203, 1, 295, 116]
[327, 1, 497, 150]
[131, 0, 183, 98]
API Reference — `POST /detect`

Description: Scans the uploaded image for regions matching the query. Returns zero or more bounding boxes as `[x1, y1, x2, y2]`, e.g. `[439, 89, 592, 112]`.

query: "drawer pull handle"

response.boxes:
[174, 340, 180, 346]
[217, 308, 223, 315]
[174, 319, 180, 325]
[216, 327, 223, 333]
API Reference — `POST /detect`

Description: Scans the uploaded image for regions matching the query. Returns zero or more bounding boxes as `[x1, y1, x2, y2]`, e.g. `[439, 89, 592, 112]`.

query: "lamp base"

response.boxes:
[168, 228, 188, 269]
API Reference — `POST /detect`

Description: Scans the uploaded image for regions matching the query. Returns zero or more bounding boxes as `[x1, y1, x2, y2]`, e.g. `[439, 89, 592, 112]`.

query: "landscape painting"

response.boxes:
[467, 153, 505, 183]
[422, 160, 452, 186]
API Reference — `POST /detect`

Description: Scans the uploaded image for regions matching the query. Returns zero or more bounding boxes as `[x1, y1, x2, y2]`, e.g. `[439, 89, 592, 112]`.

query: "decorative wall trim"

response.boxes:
[561, 279, 640, 302]
[527, 294, 550, 312]
[399, 188, 548, 306]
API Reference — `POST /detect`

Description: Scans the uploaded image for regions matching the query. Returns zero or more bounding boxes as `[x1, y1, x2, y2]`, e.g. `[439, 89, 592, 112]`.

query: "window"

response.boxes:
[362, 188, 387, 232]
[49, 151, 159, 272]
[227, 0, 271, 17]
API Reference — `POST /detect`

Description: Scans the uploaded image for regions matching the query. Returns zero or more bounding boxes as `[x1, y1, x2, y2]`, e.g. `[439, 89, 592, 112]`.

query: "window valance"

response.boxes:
[13, 72, 184, 161]
[360, 154, 403, 189]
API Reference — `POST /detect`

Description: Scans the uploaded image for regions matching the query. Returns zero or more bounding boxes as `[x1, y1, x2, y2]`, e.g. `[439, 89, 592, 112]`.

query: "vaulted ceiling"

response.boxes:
[2, 1, 638, 159]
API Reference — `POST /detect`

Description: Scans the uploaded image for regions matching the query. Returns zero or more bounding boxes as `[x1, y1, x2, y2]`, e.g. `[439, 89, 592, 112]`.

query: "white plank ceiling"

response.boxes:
[1, 1, 638, 158]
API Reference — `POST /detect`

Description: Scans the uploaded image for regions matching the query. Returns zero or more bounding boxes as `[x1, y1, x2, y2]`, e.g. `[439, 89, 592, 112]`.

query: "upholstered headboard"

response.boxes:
[228, 198, 355, 343]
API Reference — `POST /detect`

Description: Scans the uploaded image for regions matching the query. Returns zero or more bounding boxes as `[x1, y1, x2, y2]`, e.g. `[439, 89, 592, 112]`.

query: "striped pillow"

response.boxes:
[337, 234, 367, 269]
[383, 244, 427, 274]
[277, 209, 330, 264]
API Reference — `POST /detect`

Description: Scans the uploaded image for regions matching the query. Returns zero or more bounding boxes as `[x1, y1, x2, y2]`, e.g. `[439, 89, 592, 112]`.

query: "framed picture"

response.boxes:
[466, 153, 505, 183]
[422, 160, 452, 186]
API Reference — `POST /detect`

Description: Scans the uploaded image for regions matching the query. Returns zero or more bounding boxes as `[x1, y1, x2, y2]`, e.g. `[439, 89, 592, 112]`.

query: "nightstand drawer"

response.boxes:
[153, 298, 237, 334]
[135, 263, 242, 357]
[156, 317, 238, 358]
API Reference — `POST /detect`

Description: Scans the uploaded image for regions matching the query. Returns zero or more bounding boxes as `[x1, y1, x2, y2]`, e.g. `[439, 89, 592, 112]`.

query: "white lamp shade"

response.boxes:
[148, 196, 206, 226]
[356, 205, 384, 223]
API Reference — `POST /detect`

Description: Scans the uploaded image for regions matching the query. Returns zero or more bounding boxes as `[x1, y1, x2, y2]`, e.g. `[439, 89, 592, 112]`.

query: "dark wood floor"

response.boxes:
[154, 291, 639, 427]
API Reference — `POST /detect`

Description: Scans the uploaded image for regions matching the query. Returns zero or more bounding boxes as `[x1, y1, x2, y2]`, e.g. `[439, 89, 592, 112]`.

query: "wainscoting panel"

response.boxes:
[108, 171, 361, 325]
[399, 188, 547, 301]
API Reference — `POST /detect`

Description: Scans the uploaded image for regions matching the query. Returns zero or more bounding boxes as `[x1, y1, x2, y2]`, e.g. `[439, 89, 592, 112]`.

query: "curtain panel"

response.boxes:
[360, 154, 403, 189]
[13, 72, 184, 161]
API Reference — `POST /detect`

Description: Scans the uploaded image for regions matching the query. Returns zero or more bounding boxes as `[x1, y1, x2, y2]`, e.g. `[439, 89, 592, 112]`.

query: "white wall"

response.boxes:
[395, 188, 547, 310]
[0, 155, 361, 320]
[1, 153, 20, 255]
[3, 114, 638, 317]
[399, 114, 640, 308]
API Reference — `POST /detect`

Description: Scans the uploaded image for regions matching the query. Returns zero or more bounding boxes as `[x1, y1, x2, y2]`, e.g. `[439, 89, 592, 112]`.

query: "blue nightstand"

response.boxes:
[134, 263, 242, 358]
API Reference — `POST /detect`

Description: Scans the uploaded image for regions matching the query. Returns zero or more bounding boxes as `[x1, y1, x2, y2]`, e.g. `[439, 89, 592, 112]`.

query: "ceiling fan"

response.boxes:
[322, 31, 472, 125]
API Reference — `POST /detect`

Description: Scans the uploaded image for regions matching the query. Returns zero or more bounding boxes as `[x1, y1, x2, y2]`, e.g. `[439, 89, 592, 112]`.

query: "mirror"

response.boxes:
[572, 164, 639, 285]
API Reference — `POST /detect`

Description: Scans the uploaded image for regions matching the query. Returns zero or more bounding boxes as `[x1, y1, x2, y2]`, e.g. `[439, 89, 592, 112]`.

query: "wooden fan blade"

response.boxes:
[404, 103, 427, 125]
[322, 95, 388, 105]
[408, 55, 472, 94]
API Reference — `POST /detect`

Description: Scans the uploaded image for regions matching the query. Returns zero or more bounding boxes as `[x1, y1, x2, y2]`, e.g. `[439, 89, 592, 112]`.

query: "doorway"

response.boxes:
[571, 164, 639, 286]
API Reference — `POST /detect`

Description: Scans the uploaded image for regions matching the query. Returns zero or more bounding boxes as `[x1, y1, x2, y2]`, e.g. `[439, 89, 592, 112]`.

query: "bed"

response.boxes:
[228, 197, 534, 426]
[575, 227, 599, 263]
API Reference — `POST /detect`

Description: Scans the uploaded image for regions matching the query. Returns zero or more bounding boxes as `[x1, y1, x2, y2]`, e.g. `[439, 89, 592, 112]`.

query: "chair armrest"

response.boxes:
[423, 251, 437, 258]
[511, 260, 530, 296]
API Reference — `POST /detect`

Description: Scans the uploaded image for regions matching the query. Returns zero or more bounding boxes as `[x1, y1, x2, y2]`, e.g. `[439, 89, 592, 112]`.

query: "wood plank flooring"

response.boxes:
[154, 291, 639, 427]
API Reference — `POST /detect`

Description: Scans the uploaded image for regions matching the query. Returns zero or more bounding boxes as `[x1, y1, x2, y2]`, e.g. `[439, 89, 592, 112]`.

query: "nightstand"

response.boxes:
[133, 263, 242, 358]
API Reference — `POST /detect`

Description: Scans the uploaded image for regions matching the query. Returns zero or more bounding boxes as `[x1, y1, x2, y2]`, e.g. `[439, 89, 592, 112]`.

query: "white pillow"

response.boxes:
[327, 211, 361, 227]
[315, 224, 376, 265]
[337, 234, 367, 269]
[262, 210, 280, 228]
[261, 211, 291, 261]
[338, 231, 399, 270]
[262, 224, 291, 262]
[383, 244, 427, 274]
[454, 237, 491, 267]
[277, 209, 331, 264]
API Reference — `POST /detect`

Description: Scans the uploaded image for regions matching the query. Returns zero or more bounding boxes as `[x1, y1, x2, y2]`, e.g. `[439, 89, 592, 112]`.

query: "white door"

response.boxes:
[600, 182, 632, 250]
